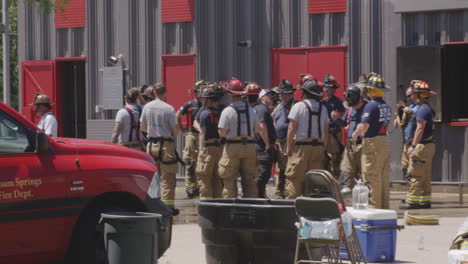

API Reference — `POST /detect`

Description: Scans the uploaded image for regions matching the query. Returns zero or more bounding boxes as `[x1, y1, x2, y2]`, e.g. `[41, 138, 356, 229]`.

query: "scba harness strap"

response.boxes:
[302, 101, 322, 138]
[230, 102, 251, 137]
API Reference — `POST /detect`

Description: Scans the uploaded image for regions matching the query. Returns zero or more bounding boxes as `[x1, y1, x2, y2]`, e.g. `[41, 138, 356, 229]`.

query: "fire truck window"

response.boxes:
[0, 110, 31, 154]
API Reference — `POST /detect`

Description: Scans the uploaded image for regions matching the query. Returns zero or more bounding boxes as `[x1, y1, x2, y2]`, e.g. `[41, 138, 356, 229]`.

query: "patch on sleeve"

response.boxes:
[363, 113, 370, 118]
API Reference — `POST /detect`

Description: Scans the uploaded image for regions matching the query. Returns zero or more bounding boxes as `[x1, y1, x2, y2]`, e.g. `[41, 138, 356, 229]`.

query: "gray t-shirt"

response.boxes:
[115, 104, 140, 143]
[218, 101, 260, 138]
[288, 99, 329, 141]
[140, 99, 177, 138]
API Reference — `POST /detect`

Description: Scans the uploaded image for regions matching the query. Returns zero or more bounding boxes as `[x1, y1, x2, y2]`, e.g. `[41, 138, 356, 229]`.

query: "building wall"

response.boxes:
[17, 0, 468, 183]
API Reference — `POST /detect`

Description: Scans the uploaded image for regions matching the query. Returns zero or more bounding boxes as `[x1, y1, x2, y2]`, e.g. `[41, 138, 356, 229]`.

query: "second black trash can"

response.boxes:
[101, 212, 162, 264]
[196, 199, 317, 264]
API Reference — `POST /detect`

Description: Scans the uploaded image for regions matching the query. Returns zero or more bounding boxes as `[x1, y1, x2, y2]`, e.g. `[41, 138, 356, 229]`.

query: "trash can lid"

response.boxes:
[101, 212, 162, 220]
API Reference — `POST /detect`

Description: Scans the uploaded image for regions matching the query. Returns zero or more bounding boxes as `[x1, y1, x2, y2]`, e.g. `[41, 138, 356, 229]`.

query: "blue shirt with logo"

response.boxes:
[361, 98, 391, 138]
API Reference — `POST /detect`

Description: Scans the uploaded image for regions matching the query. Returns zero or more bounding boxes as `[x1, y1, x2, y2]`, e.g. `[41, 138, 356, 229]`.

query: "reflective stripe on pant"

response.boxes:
[285, 138, 324, 199]
[339, 141, 362, 189]
[361, 136, 390, 209]
[147, 141, 178, 208]
[406, 143, 435, 205]
[218, 140, 258, 198]
[183, 132, 199, 190]
[256, 146, 274, 198]
[275, 139, 288, 197]
[325, 131, 343, 179]
[196, 145, 223, 199]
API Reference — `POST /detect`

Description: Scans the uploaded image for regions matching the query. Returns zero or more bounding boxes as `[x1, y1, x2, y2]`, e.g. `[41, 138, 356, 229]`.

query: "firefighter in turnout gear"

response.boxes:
[334, 83, 368, 189]
[272, 79, 297, 198]
[140, 83, 180, 214]
[196, 86, 223, 200]
[400, 80, 436, 210]
[352, 75, 391, 209]
[322, 74, 345, 179]
[218, 78, 261, 198]
[394, 87, 420, 181]
[177, 80, 205, 198]
[285, 78, 329, 199]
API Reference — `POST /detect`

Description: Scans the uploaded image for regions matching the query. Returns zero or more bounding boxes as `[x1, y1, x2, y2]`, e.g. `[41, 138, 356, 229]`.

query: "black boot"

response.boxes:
[399, 203, 431, 210]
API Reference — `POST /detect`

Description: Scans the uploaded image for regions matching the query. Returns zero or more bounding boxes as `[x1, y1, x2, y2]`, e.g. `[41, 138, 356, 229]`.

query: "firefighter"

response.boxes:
[196, 86, 223, 199]
[400, 80, 436, 210]
[285, 78, 329, 199]
[31, 93, 57, 137]
[193, 82, 226, 132]
[322, 74, 345, 179]
[335, 83, 368, 189]
[218, 78, 261, 198]
[176, 80, 205, 198]
[140, 83, 180, 214]
[352, 75, 391, 209]
[394, 87, 420, 181]
[272, 79, 297, 198]
[111, 87, 143, 150]
[245, 83, 277, 198]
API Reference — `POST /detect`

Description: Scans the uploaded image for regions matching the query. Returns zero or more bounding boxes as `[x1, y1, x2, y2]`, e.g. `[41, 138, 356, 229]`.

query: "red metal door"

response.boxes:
[161, 54, 196, 110]
[21, 61, 61, 135]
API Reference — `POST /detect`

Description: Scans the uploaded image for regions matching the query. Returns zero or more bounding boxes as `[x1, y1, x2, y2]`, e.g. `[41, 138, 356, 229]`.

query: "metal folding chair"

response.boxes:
[294, 170, 367, 264]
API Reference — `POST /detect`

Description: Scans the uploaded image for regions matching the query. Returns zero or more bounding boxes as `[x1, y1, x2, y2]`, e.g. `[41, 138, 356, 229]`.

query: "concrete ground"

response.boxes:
[159, 183, 468, 264]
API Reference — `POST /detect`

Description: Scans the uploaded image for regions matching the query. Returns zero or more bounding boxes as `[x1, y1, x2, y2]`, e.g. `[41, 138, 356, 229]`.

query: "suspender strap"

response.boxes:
[231, 103, 251, 137]
[302, 101, 322, 138]
[124, 106, 141, 144]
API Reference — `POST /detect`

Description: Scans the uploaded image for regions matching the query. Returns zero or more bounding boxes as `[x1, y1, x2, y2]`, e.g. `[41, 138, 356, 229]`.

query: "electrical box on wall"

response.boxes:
[101, 66, 124, 110]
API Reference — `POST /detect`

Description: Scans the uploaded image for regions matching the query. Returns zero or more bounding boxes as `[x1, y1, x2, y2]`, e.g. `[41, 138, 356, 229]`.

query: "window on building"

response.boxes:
[443, 44, 468, 121]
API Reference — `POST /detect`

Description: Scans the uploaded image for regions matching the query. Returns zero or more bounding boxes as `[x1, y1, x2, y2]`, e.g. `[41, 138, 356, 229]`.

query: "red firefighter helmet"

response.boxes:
[323, 74, 340, 89]
[227, 77, 244, 94]
[410, 80, 435, 97]
[244, 82, 262, 95]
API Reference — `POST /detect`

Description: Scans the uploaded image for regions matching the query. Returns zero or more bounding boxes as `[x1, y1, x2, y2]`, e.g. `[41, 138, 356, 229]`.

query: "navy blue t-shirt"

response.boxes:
[254, 103, 277, 149]
[199, 106, 221, 140]
[179, 99, 201, 128]
[414, 103, 434, 140]
[361, 98, 391, 138]
[273, 100, 296, 140]
[345, 101, 367, 139]
[323, 96, 345, 129]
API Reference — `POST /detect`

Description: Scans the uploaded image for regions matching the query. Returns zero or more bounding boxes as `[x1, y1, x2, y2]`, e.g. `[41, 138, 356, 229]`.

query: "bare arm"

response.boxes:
[199, 128, 206, 152]
[173, 124, 180, 137]
[286, 120, 298, 156]
[193, 120, 201, 133]
[411, 120, 426, 147]
[111, 122, 124, 143]
[323, 122, 329, 150]
[176, 110, 184, 131]
[352, 122, 370, 141]
[141, 123, 148, 133]
[218, 127, 228, 138]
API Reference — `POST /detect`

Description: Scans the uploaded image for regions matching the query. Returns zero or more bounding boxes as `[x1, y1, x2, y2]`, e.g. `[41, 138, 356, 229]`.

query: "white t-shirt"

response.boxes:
[115, 105, 140, 143]
[139, 100, 177, 138]
[288, 99, 329, 141]
[38, 112, 58, 137]
[218, 101, 260, 138]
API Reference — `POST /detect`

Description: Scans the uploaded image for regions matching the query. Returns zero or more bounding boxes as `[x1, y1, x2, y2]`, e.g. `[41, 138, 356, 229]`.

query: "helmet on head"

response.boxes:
[31, 93, 52, 105]
[410, 80, 435, 98]
[277, 79, 295, 93]
[366, 75, 389, 97]
[227, 77, 244, 94]
[208, 82, 225, 97]
[323, 74, 340, 89]
[244, 82, 261, 95]
[344, 83, 362, 107]
[301, 78, 323, 97]
[199, 86, 218, 98]
[194, 80, 206, 92]
[299, 74, 315, 86]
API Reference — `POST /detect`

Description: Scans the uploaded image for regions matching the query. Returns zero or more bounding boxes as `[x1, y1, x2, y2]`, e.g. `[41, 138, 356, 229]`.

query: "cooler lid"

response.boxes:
[346, 207, 397, 220]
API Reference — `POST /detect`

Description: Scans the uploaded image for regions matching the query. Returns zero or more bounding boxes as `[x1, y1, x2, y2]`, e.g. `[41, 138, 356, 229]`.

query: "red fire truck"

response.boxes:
[0, 101, 172, 264]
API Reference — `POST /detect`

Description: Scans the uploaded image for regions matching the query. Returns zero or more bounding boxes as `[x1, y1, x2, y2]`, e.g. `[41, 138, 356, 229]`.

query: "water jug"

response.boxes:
[352, 180, 369, 210]
[340, 187, 352, 207]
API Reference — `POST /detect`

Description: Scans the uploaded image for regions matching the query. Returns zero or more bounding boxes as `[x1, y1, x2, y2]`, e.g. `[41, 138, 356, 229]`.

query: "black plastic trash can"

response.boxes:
[197, 199, 316, 264]
[101, 212, 163, 264]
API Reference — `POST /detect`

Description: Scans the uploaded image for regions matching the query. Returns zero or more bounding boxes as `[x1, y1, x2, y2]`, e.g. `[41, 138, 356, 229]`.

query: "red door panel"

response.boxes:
[21, 61, 61, 135]
[161, 54, 196, 111]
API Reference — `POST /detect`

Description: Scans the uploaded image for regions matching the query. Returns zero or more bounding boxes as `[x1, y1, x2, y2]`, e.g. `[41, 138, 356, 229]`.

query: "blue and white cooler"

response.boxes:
[343, 207, 402, 262]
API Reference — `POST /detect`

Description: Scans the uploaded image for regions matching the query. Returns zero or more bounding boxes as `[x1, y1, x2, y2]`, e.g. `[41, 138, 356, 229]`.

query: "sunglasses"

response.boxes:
[266, 92, 275, 97]
[279, 93, 291, 97]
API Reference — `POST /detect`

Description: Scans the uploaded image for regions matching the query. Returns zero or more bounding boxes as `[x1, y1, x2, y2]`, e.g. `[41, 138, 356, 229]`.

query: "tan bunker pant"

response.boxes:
[339, 140, 362, 189]
[361, 136, 390, 209]
[183, 132, 199, 191]
[147, 139, 178, 208]
[196, 141, 223, 200]
[406, 142, 435, 205]
[325, 131, 344, 180]
[285, 138, 324, 199]
[275, 139, 288, 198]
[218, 138, 258, 198]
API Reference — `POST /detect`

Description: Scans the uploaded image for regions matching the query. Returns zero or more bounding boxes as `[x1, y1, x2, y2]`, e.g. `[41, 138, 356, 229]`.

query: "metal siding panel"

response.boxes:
[55, 0, 86, 28]
[394, 0, 468, 13]
[309, 0, 346, 14]
[129, 0, 139, 87]
[161, 0, 194, 23]
[86, 120, 115, 142]
[349, 0, 361, 81]
[138, 0, 149, 83]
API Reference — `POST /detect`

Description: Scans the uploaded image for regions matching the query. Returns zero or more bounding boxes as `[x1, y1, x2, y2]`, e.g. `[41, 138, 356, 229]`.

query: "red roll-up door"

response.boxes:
[309, 0, 346, 14]
[161, 54, 196, 111]
[271, 46, 347, 100]
[21, 61, 61, 135]
[55, 0, 86, 28]
[161, 0, 194, 23]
